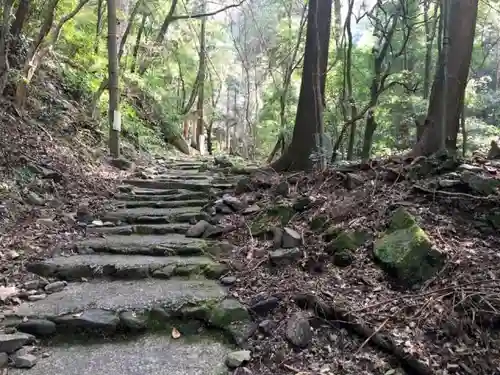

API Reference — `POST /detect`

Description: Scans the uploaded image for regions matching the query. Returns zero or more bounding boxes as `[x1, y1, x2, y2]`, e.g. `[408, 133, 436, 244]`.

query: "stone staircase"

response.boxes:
[2, 158, 251, 375]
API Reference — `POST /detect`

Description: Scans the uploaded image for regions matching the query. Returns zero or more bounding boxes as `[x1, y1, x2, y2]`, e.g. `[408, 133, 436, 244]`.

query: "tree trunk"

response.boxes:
[9, 0, 29, 69]
[195, 5, 206, 152]
[412, 0, 478, 156]
[0, 0, 14, 94]
[108, 0, 120, 157]
[270, 0, 332, 171]
[95, 0, 104, 53]
[130, 12, 146, 73]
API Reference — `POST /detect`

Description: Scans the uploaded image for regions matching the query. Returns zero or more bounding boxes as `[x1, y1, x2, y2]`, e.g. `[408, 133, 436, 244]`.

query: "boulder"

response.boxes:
[269, 248, 301, 266]
[285, 314, 312, 348]
[374, 208, 445, 287]
[461, 171, 500, 195]
[225, 350, 251, 368]
[0, 333, 34, 353]
[186, 220, 211, 238]
[281, 227, 302, 248]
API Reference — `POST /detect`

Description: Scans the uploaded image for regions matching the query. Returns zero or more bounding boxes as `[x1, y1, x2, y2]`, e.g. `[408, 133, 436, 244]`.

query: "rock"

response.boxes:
[110, 157, 133, 170]
[324, 231, 359, 254]
[243, 204, 260, 215]
[293, 196, 312, 211]
[54, 309, 120, 331]
[0, 352, 7, 367]
[235, 177, 253, 195]
[27, 294, 46, 301]
[203, 225, 233, 238]
[270, 227, 283, 249]
[346, 173, 364, 189]
[11, 352, 37, 368]
[282, 227, 302, 248]
[438, 179, 461, 188]
[215, 202, 233, 214]
[225, 350, 251, 368]
[0, 286, 18, 302]
[0, 333, 34, 353]
[249, 297, 280, 316]
[44, 281, 66, 293]
[91, 220, 104, 226]
[234, 367, 253, 375]
[209, 299, 250, 329]
[220, 276, 237, 286]
[36, 218, 55, 227]
[458, 163, 483, 172]
[22, 280, 41, 290]
[17, 319, 56, 337]
[258, 319, 275, 335]
[487, 140, 500, 159]
[214, 155, 234, 168]
[274, 181, 289, 197]
[285, 314, 312, 348]
[309, 215, 329, 231]
[269, 248, 301, 266]
[186, 220, 211, 238]
[152, 264, 176, 279]
[461, 171, 500, 195]
[76, 204, 93, 224]
[223, 196, 246, 211]
[332, 250, 354, 267]
[374, 209, 445, 287]
[119, 311, 147, 331]
[26, 191, 45, 206]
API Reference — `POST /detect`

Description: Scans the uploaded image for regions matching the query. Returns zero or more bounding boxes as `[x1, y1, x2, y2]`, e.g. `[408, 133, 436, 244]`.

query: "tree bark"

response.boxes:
[130, 12, 146, 73]
[108, 0, 120, 156]
[270, 0, 332, 171]
[195, 1, 207, 152]
[0, 0, 14, 94]
[412, 0, 478, 156]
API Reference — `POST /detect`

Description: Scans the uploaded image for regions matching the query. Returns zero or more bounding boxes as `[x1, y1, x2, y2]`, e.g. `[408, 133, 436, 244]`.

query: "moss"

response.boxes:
[389, 207, 417, 231]
[374, 224, 444, 286]
[325, 230, 366, 254]
[310, 215, 330, 231]
[203, 263, 229, 279]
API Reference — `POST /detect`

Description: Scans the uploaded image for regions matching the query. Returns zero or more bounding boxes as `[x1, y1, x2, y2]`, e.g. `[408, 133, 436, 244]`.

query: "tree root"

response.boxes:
[294, 293, 433, 375]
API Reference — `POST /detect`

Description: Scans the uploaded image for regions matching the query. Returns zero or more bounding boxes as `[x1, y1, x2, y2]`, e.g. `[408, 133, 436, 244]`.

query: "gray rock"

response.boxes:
[461, 171, 500, 195]
[152, 265, 176, 279]
[186, 220, 211, 238]
[235, 177, 253, 195]
[44, 281, 66, 293]
[285, 314, 312, 348]
[333, 250, 354, 267]
[225, 350, 251, 368]
[0, 352, 8, 367]
[214, 156, 233, 168]
[36, 218, 55, 227]
[26, 192, 45, 206]
[17, 319, 56, 337]
[220, 276, 236, 286]
[258, 319, 275, 335]
[234, 367, 253, 375]
[282, 227, 302, 248]
[119, 311, 147, 331]
[11, 352, 37, 368]
[269, 248, 301, 266]
[249, 297, 280, 316]
[28, 294, 46, 301]
[346, 173, 364, 189]
[22, 280, 41, 290]
[222, 196, 246, 211]
[0, 333, 34, 353]
[243, 204, 260, 215]
[215, 202, 233, 214]
[76, 204, 93, 224]
[110, 157, 133, 170]
[54, 309, 120, 331]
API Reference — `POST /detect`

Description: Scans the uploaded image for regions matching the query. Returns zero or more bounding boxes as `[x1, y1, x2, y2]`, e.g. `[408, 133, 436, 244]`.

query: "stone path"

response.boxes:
[1, 158, 251, 374]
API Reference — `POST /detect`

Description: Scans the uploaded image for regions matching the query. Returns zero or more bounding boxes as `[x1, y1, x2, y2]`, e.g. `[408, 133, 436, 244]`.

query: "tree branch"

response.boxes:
[171, 0, 246, 21]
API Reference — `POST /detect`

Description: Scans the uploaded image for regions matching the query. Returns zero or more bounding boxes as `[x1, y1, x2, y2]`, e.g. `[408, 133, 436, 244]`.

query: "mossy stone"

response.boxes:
[310, 215, 329, 231]
[389, 207, 417, 232]
[325, 231, 363, 254]
[209, 299, 250, 329]
[374, 224, 444, 287]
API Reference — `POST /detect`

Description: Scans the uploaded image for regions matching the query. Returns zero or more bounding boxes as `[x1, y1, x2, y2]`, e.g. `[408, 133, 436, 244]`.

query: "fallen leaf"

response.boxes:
[171, 327, 181, 339]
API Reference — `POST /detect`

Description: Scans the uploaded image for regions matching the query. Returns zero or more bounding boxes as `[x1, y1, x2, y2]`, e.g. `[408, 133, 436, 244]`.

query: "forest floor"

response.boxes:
[220, 156, 500, 375]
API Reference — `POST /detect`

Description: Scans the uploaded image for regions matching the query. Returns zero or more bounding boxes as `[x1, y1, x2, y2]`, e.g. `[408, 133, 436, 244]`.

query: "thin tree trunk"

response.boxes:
[108, 0, 120, 157]
[95, 0, 104, 53]
[0, 0, 14, 94]
[196, 1, 207, 152]
[130, 12, 146, 73]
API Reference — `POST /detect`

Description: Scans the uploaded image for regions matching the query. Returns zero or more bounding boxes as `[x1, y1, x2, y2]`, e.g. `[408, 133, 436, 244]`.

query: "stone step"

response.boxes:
[123, 179, 233, 192]
[153, 174, 214, 181]
[116, 200, 208, 209]
[87, 223, 190, 235]
[101, 207, 206, 224]
[8, 334, 230, 375]
[27, 254, 227, 281]
[116, 191, 209, 201]
[75, 234, 232, 257]
[5, 279, 249, 338]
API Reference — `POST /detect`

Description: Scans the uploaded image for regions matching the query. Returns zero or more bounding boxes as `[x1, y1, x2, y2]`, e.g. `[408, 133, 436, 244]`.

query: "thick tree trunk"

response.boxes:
[270, 0, 332, 171]
[0, 0, 14, 94]
[412, 0, 478, 156]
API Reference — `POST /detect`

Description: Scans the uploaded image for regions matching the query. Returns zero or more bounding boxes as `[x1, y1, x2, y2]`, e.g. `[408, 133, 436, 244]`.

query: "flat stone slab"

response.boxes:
[116, 200, 208, 209]
[87, 223, 191, 235]
[123, 179, 232, 192]
[12, 279, 226, 318]
[116, 191, 209, 201]
[101, 207, 205, 224]
[26, 254, 225, 281]
[75, 234, 228, 256]
[8, 334, 230, 375]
